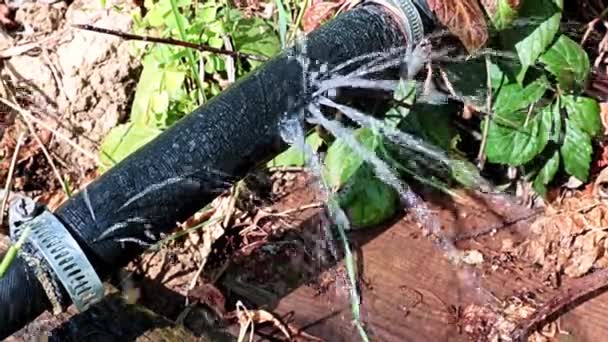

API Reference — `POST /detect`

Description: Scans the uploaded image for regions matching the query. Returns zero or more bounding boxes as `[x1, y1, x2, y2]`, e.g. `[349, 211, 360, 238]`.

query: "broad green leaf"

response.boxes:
[144, 2, 171, 27]
[100, 123, 162, 171]
[493, 76, 548, 115]
[449, 158, 486, 189]
[174, 0, 191, 7]
[130, 63, 164, 126]
[323, 128, 381, 189]
[561, 119, 593, 182]
[540, 35, 590, 91]
[166, 12, 190, 31]
[489, 61, 508, 89]
[338, 166, 398, 229]
[561, 95, 601, 137]
[481, 0, 521, 31]
[532, 149, 560, 195]
[443, 59, 489, 100]
[232, 18, 280, 59]
[205, 20, 225, 35]
[204, 55, 226, 74]
[485, 105, 551, 165]
[150, 90, 169, 115]
[266, 132, 324, 167]
[163, 68, 187, 95]
[512, 0, 562, 83]
[197, 5, 218, 23]
[385, 80, 416, 128]
[550, 100, 562, 142]
[130, 62, 186, 128]
[402, 106, 456, 151]
[208, 35, 224, 49]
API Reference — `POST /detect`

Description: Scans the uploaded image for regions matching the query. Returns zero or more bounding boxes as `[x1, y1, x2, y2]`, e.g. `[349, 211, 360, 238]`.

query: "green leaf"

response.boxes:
[166, 11, 190, 31]
[208, 35, 224, 49]
[338, 166, 398, 229]
[323, 128, 381, 189]
[266, 132, 324, 167]
[560, 119, 593, 182]
[532, 149, 560, 195]
[550, 100, 562, 142]
[540, 35, 590, 91]
[150, 90, 169, 115]
[130, 63, 164, 126]
[489, 61, 508, 89]
[512, 0, 562, 83]
[197, 5, 218, 23]
[561, 95, 601, 137]
[130, 62, 186, 128]
[449, 158, 485, 189]
[99, 123, 162, 171]
[485, 104, 552, 165]
[401, 106, 456, 151]
[232, 17, 280, 59]
[144, 2, 171, 27]
[385, 79, 416, 128]
[484, 0, 520, 31]
[274, 0, 289, 48]
[493, 76, 548, 115]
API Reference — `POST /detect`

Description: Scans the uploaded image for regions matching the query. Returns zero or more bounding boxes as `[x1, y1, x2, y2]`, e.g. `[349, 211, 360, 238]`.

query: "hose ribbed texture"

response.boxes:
[0, 4, 406, 338]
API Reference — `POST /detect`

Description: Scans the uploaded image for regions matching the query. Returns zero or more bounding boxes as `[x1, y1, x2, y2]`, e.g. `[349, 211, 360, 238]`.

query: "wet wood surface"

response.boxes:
[224, 188, 608, 341]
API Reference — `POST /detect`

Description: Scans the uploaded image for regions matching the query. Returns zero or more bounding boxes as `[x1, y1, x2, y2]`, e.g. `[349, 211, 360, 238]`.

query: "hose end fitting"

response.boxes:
[363, 0, 435, 47]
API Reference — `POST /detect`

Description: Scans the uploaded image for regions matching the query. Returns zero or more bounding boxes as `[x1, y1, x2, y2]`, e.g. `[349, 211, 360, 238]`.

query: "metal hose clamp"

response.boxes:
[365, 0, 429, 46]
[10, 197, 104, 312]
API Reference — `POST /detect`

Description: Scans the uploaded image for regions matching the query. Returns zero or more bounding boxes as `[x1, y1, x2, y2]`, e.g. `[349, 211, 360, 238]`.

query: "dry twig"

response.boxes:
[510, 267, 608, 341]
[0, 131, 25, 227]
[73, 24, 266, 61]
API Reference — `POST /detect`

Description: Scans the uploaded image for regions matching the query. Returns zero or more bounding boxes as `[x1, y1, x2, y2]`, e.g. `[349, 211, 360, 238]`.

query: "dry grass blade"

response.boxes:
[19, 114, 69, 195]
[235, 301, 291, 342]
[0, 131, 25, 228]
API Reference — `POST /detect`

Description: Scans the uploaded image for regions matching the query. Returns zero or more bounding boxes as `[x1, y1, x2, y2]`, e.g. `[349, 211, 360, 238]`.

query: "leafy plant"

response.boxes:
[100, 0, 281, 169]
[483, 0, 601, 195]
[266, 131, 323, 167]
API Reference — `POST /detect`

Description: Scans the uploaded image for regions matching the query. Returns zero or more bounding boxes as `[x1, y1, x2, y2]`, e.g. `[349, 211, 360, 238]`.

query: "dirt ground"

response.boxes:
[3, 0, 608, 341]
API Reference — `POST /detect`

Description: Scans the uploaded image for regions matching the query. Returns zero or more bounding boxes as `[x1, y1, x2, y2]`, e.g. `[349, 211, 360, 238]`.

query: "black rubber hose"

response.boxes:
[0, 3, 407, 338]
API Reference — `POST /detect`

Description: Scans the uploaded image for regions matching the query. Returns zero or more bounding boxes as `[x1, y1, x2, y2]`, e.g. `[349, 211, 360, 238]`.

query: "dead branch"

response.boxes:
[73, 24, 266, 61]
[510, 267, 608, 341]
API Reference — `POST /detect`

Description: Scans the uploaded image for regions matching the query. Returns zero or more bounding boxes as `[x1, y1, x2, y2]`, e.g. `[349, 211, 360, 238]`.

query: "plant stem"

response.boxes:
[328, 197, 370, 342]
[288, 0, 308, 43]
[477, 56, 493, 169]
[275, 0, 288, 48]
[0, 131, 25, 228]
[0, 224, 32, 278]
[168, 0, 203, 104]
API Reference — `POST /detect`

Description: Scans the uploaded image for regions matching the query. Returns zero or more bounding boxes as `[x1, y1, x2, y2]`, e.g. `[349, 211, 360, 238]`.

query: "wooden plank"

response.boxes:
[224, 190, 608, 341]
